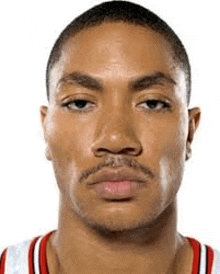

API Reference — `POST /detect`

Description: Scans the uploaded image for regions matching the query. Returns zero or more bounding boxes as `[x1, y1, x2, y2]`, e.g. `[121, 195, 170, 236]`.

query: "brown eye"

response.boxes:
[71, 100, 88, 109]
[141, 100, 170, 111]
[65, 99, 94, 111]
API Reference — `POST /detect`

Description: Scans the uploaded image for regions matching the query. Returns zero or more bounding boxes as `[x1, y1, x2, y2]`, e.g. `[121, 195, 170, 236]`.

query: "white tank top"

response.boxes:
[1, 231, 220, 273]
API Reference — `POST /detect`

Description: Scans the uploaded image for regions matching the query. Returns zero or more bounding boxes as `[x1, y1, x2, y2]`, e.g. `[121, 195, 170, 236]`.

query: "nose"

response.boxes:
[91, 112, 142, 157]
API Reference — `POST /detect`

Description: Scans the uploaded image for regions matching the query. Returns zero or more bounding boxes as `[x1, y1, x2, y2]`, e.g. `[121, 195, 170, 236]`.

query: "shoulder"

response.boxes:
[212, 248, 220, 274]
[187, 237, 220, 274]
[0, 231, 54, 273]
[0, 236, 39, 273]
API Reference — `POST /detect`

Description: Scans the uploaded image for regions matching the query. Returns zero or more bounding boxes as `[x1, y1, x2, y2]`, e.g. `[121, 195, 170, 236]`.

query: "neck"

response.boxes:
[47, 197, 192, 274]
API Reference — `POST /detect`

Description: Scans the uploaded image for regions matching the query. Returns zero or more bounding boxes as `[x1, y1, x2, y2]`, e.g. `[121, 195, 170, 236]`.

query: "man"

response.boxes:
[0, 0, 219, 273]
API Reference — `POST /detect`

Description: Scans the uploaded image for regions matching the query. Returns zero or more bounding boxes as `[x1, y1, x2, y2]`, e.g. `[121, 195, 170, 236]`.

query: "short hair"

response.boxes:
[46, 0, 191, 105]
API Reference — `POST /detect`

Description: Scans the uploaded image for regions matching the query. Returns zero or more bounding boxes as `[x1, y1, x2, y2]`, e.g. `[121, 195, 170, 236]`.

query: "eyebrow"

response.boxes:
[57, 71, 103, 92]
[129, 71, 176, 91]
[57, 71, 176, 93]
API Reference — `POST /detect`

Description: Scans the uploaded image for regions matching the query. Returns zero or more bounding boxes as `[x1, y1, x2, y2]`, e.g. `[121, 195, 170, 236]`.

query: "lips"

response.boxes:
[87, 168, 147, 199]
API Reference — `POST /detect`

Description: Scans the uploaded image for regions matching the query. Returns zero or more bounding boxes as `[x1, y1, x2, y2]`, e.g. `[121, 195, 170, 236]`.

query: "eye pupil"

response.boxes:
[147, 100, 159, 109]
[74, 100, 88, 108]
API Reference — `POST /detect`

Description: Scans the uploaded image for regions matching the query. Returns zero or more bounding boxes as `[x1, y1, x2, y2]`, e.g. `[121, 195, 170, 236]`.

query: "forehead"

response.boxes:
[50, 22, 185, 96]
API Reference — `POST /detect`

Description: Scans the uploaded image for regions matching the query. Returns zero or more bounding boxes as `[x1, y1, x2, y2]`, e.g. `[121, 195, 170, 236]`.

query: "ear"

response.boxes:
[185, 107, 201, 161]
[40, 105, 48, 124]
[40, 105, 52, 161]
[187, 107, 201, 144]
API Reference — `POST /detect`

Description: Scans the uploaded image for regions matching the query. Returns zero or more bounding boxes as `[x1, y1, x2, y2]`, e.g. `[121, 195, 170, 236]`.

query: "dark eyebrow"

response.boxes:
[57, 71, 103, 92]
[57, 71, 176, 93]
[129, 72, 177, 92]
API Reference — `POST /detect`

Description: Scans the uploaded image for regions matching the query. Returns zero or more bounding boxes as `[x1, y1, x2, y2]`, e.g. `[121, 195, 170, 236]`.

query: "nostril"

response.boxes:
[93, 145, 142, 157]
[122, 146, 142, 156]
[91, 124, 142, 157]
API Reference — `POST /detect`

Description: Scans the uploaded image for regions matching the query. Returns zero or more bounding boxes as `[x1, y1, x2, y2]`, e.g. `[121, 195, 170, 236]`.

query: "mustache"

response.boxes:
[78, 156, 155, 184]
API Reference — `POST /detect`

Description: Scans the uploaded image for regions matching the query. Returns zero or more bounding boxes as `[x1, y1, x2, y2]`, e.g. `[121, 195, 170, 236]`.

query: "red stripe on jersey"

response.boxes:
[206, 245, 214, 274]
[187, 237, 201, 274]
[28, 236, 40, 274]
[39, 231, 54, 274]
[0, 249, 7, 274]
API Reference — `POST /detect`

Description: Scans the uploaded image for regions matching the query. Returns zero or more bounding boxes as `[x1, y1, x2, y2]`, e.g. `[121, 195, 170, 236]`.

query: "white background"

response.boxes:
[0, 0, 220, 251]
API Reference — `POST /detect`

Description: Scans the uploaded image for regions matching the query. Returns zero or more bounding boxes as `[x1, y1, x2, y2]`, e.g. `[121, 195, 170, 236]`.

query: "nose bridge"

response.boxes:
[104, 113, 129, 139]
[101, 95, 133, 135]
[106, 102, 129, 127]
[92, 102, 142, 156]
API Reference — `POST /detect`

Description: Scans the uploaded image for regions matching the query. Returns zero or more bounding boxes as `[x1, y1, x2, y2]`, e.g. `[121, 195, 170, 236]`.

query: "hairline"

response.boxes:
[46, 19, 190, 105]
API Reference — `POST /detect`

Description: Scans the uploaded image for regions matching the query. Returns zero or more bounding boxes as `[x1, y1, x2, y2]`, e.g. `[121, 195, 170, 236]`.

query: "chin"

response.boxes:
[84, 216, 146, 232]
[75, 201, 164, 234]
[68, 183, 177, 234]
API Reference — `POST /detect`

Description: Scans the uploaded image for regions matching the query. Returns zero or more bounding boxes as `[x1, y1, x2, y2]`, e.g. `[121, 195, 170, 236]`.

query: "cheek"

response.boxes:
[45, 113, 95, 192]
[46, 113, 93, 159]
[157, 118, 187, 202]
[140, 115, 187, 161]
[139, 115, 187, 194]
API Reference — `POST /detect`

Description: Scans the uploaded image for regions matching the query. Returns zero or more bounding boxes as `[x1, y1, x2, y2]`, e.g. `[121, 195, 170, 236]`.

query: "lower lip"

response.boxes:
[90, 181, 144, 199]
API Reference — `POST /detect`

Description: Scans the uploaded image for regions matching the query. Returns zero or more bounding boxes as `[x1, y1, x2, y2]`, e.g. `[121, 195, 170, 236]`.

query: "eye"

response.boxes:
[64, 99, 94, 111]
[140, 100, 170, 111]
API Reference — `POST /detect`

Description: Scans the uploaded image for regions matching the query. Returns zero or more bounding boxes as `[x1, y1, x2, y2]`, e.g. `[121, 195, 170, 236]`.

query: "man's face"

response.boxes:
[41, 22, 199, 231]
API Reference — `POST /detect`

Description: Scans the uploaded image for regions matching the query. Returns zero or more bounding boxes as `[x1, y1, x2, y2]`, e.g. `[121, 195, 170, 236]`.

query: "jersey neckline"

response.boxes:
[35, 231, 214, 274]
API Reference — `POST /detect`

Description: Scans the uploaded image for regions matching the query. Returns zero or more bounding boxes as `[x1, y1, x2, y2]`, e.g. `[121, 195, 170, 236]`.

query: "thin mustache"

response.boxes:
[78, 157, 155, 184]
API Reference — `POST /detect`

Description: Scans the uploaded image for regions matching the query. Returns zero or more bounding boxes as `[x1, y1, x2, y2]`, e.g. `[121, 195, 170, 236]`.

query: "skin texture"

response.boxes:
[41, 22, 201, 273]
